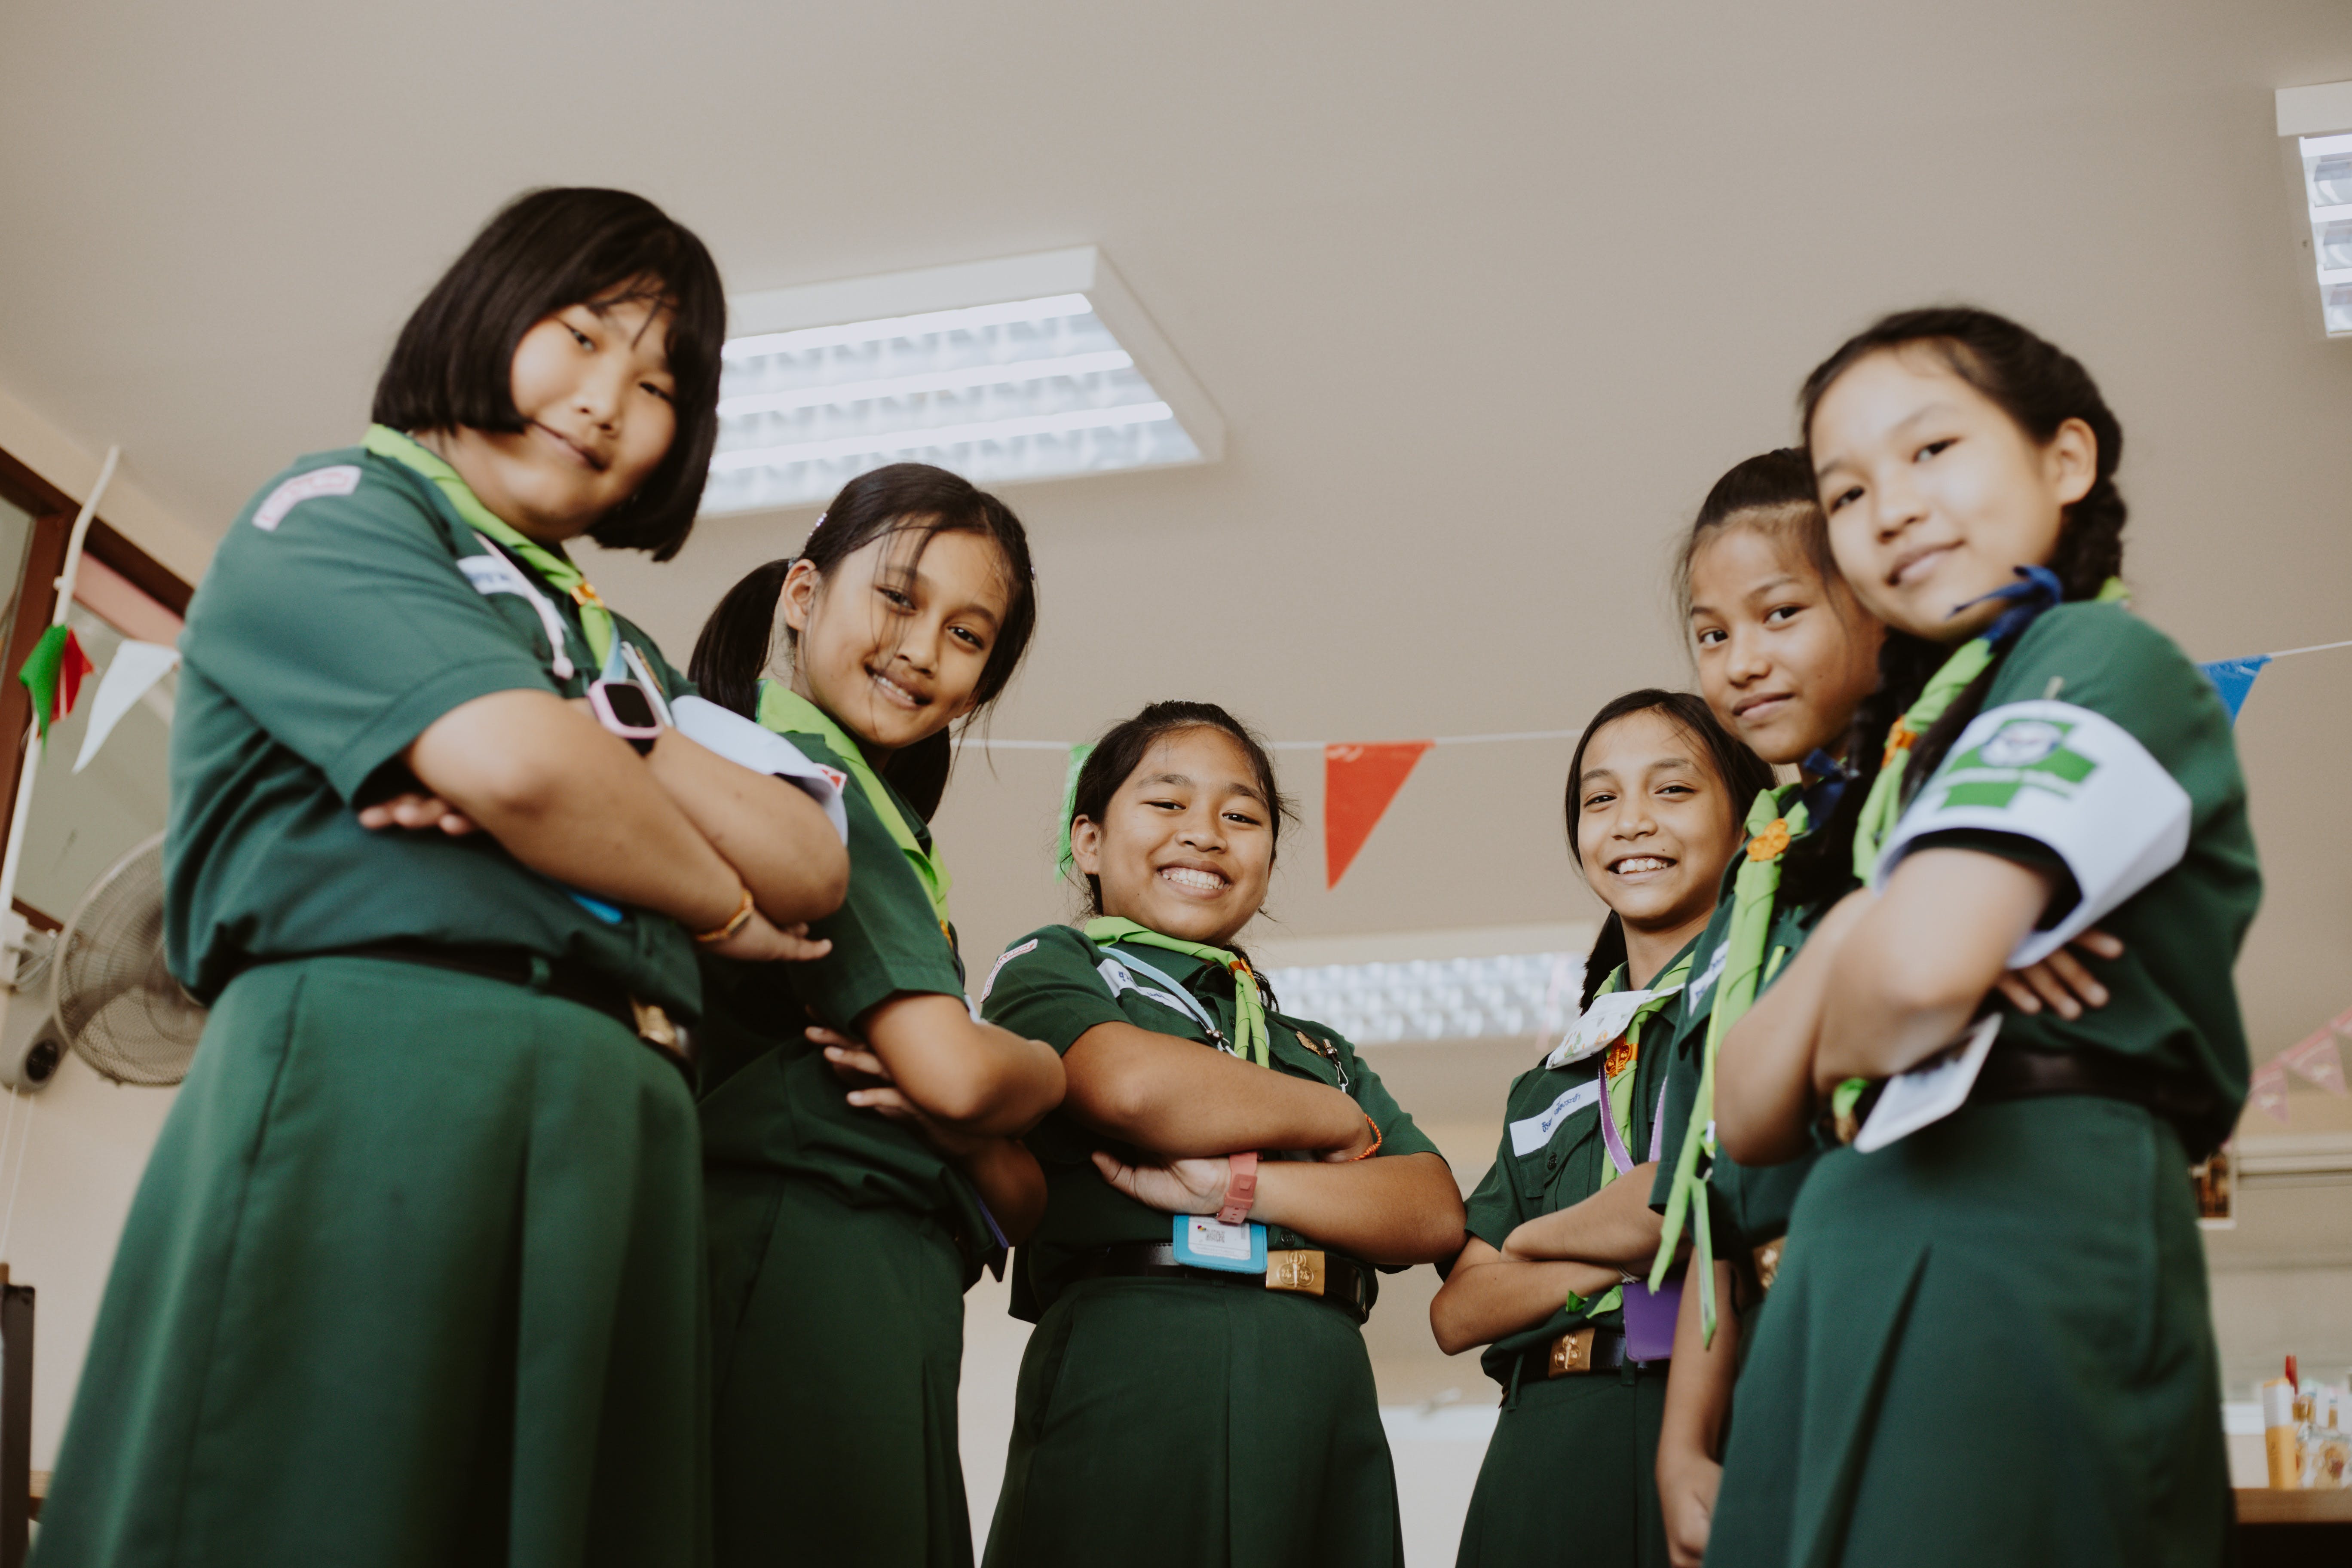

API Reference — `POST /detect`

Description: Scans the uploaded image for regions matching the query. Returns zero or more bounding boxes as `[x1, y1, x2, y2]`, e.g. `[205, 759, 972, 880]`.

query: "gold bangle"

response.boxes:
[694, 885, 756, 944]
[1347, 1114, 1384, 1161]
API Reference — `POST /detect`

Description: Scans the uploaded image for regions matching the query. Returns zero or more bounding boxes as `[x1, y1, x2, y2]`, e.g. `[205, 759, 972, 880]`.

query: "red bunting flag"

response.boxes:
[17, 625, 94, 741]
[2251, 1062, 2292, 1124]
[1324, 741, 1433, 888]
[2282, 1028, 2349, 1096]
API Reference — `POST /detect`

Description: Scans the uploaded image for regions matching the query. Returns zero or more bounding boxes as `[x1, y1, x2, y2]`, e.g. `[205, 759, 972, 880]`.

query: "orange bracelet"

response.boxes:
[694, 885, 756, 945]
[1347, 1114, 1384, 1161]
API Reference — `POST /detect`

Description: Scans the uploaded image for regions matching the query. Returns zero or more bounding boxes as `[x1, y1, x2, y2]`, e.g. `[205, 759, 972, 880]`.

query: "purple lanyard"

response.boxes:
[1599, 1073, 1669, 1177]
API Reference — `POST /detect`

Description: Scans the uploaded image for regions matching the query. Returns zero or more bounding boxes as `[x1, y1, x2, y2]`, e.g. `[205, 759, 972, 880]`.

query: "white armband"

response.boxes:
[1874, 700, 2190, 967]
[670, 695, 849, 844]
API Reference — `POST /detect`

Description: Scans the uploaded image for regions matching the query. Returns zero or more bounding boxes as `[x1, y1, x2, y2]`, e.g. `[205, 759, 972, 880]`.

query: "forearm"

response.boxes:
[1715, 948, 1836, 1167]
[407, 690, 744, 930]
[1064, 1022, 1369, 1157]
[1657, 1259, 1740, 1466]
[1430, 1239, 1620, 1355]
[1502, 1164, 1665, 1273]
[1814, 850, 2048, 1090]
[642, 732, 848, 925]
[1244, 1152, 1462, 1265]
[957, 1138, 1047, 1244]
[867, 995, 1066, 1136]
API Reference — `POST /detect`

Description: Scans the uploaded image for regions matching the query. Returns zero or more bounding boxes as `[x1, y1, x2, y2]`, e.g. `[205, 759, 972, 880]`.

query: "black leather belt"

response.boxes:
[264, 941, 695, 1082]
[1970, 1045, 2217, 1153]
[1507, 1325, 1635, 1385]
[1068, 1240, 1373, 1324]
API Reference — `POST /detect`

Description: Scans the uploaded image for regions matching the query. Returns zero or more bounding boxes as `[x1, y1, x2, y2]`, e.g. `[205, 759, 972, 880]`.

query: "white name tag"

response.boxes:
[1687, 943, 1729, 1004]
[1183, 1215, 1255, 1260]
[1511, 1079, 1601, 1156]
[1853, 1014, 2002, 1153]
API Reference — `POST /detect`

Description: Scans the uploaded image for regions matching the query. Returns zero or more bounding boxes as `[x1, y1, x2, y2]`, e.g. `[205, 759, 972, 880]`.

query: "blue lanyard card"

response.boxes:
[1171, 1213, 1268, 1274]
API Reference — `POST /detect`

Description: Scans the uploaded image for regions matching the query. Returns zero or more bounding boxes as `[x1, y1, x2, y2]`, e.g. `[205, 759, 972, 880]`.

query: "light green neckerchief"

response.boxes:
[1562, 948, 1693, 1320]
[1084, 916, 1269, 1068]
[1649, 785, 1808, 1342]
[364, 424, 617, 668]
[758, 681, 952, 935]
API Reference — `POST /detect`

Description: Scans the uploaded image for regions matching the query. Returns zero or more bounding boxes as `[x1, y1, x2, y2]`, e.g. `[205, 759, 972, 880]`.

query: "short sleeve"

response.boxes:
[1461, 1121, 1528, 1252]
[786, 769, 966, 1029]
[187, 462, 557, 803]
[980, 925, 1130, 1053]
[1322, 1032, 1442, 1162]
[1877, 605, 2214, 966]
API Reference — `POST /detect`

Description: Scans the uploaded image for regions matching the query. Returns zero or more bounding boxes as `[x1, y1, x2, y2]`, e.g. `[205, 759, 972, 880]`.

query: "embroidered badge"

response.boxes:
[252, 465, 360, 531]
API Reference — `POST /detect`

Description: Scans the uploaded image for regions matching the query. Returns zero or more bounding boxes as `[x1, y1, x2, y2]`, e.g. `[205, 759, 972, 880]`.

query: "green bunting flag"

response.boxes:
[18, 625, 94, 741]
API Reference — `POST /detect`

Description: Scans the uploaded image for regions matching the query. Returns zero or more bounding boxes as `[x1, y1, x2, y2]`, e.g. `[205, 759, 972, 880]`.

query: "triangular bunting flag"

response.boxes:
[18, 625, 95, 741]
[1324, 741, 1433, 888]
[2282, 1028, 2349, 1096]
[2199, 655, 2270, 724]
[2251, 1062, 2292, 1124]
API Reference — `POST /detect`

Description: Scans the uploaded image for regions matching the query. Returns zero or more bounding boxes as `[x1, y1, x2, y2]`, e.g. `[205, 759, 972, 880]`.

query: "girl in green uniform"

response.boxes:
[1641, 451, 2119, 1566]
[978, 701, 1464, 1568]
[1430, 689, 1770, 1568]
[686, 463, 1064, 1568]
[37, 188, 853, 1568]
[1706, 307, 2260, 1568]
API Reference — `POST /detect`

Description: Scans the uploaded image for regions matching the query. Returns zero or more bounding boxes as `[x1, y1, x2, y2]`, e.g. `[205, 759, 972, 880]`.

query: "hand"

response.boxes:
[707, 910, 832, 963]
[1994, 928, 2122, 1020]
[356, 790, 479, 835]
[816, 1028, 984, 1157]
[1658, 1449, 1722, 1568]
[1090, 1149, 1230, 1214]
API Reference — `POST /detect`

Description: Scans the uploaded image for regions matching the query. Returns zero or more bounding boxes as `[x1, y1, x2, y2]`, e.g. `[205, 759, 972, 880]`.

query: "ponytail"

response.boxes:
[688, 557, 791, 720]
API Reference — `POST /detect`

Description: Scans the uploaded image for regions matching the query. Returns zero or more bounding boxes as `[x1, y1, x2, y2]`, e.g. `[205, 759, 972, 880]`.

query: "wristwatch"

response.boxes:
[1218, 1151, 1260, 1225]
[588, 678, 662, 755]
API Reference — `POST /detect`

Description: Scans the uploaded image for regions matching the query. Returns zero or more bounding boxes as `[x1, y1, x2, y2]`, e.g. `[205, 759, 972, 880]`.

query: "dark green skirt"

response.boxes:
[706, 1171, 970, 1568]
[1456, 1363, 1667, 1568]
[1709, 1095, 2230, 1568]
[984, 1276, 1403, 1568]
[34, 956, 710, 1568]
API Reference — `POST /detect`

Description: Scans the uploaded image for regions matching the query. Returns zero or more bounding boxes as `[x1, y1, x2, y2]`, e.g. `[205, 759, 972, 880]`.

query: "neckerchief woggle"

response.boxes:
[364, 426, 617, 671]
[1829, 570, 2127, 1137]
[758, 682, 953, 936]
[1085, 917, 1270, 1068]
[1647, 784, 1807, 1343]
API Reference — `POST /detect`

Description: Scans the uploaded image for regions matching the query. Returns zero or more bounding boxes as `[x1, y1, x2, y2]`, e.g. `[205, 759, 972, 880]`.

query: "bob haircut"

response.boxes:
[371, 187, 727, 561]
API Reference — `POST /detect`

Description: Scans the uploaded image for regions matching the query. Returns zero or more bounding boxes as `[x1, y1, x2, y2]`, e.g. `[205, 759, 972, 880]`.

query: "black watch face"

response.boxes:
[604, 681, 658, 729]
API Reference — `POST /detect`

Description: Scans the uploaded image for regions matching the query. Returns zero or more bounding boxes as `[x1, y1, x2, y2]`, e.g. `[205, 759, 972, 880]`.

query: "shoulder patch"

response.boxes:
[252, 465, 361, 532]
[980, 938, 1039, 1002]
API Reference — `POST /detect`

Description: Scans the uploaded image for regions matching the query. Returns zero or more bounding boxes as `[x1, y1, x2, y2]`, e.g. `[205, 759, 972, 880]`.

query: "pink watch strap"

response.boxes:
[1218, 1151, 1260, 1226]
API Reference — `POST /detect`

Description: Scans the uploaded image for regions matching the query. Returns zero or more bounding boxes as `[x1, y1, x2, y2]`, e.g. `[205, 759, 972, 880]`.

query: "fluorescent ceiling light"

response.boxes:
[706, 249, 1222, 514]
[2279, 84, 2352, 338]
[1268, 952, 1592, 1046]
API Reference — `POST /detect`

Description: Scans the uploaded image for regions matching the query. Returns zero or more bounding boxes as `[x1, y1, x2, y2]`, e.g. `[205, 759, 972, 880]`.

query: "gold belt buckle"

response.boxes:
[1265, 1249, 1326, 1297]
[630, 999, 687, 1060]
[1548, 1325, 1598, 1378]
[1752, 1235, 1786, 1295]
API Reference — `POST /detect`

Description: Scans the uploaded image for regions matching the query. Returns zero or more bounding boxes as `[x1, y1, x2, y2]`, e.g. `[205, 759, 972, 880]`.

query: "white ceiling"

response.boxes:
[3, 0, 2349, 1063]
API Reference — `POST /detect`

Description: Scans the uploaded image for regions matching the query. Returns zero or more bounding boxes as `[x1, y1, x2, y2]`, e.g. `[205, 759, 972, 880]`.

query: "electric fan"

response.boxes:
[35, 833, 205, 1087]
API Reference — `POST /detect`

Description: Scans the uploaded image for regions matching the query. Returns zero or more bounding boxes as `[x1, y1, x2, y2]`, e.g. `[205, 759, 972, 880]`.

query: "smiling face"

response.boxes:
[781, 524, 1012, 760]
[1072, 727, 1276, 948]
[424, 287, 679, 544]
[1810, 346, 2096, 643]
[1574, 707, 1742, 938]
[1688, 522, 1884, 766]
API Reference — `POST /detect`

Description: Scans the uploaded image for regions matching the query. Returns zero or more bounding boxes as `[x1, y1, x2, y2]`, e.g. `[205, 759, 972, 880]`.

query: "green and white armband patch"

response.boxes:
[1874, 700, 2190, 967]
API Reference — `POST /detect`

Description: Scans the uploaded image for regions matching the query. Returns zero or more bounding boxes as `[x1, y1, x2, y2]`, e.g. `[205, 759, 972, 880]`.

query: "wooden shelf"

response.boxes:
[2239, 1487, 2352, 1524]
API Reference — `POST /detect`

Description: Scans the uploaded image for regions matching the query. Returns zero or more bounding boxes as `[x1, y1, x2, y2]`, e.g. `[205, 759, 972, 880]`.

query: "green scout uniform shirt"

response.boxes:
[1886, 602, 2259, 1151]
[1647, 861, 1841, 1262]
[978, 923, 1442, 1322]
[167, 441, 702, 1017]
[695, 709, 992, 1258]
[1459, 943, 1688, 1389]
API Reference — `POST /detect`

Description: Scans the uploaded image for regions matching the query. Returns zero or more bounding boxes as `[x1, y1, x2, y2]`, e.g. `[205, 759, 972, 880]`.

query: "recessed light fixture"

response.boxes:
[706, 247, 1223, 514]
[2279, 81, 2352, 337]
[1268, 953, 1590, 1046]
